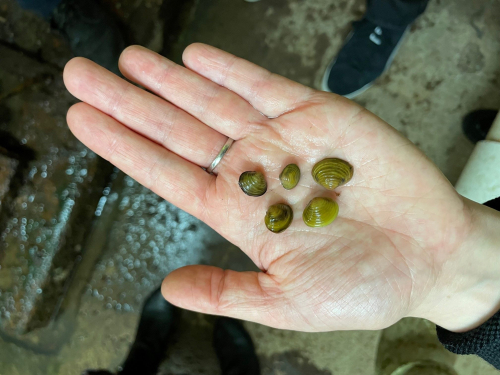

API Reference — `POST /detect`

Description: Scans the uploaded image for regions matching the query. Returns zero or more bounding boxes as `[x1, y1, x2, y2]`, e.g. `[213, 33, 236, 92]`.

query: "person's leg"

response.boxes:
[16, 0, 62, 18]
[118, 287, 178, 375]
[322, 0, 429, 98]
[83, 287, 178, 375]
[17, 0, 125, 75]
[365, 0, 429, 29]
[52, 0, 126, 75]
[213, 318, 261, 375]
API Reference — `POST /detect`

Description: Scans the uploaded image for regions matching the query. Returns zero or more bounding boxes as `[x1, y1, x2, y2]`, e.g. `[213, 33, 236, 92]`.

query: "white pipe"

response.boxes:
[455, 112, 500, 204]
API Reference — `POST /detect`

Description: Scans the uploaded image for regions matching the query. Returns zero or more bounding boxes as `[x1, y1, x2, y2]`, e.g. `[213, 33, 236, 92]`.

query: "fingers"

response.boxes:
[67, 102, 214, 221]
[64, 57, 227, 168]
[182, 43, 315, 118]
[118, 46, 266, 140]
[162, 265, 288, 329]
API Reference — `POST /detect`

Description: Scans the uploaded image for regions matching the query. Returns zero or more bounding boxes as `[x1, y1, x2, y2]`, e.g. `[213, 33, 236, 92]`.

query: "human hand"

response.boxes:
[63, 44, 500, 333]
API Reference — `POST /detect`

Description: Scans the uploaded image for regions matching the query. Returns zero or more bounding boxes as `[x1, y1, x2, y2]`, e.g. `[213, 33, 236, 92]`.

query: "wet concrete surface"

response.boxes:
[0, 25, 112, 337]
[0, 153, 18, 208]
[1, 0, 500, 374]
[376, 318, 457, 375]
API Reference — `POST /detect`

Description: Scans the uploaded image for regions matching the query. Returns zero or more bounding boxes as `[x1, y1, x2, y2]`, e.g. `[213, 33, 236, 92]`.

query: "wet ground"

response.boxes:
[1, 0, 500, 374]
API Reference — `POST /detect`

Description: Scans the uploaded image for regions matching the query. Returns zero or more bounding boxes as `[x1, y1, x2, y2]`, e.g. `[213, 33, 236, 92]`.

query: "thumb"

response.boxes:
[161, 265, 286, 327]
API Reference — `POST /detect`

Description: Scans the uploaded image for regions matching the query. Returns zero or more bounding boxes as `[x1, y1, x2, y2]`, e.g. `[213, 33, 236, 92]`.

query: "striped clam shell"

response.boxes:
[239, 171, 267, 197]
[302, 197, 339, 228]
[311, 158, 353, 190]
[279, 164, 301, 190]
[265, 203, 293, 233]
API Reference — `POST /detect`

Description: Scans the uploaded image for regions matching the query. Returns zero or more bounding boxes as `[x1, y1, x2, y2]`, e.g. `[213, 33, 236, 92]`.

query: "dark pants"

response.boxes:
[17, 0, 62, 18]
[366, 0, 430, 29]
[19, 0, 429, 28]
[20, 0, 429, 26]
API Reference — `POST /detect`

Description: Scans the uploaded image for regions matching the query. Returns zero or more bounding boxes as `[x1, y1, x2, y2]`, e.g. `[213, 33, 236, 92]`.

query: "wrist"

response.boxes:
[411, 198, 500, 332]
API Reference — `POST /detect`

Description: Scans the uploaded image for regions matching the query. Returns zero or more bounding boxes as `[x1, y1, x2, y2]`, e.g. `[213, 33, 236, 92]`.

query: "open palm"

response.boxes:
[64, 44, 472, 332]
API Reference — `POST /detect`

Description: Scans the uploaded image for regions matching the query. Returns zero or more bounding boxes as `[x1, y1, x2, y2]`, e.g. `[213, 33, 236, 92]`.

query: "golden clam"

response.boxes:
[279, 164, 301, 190]
[265, 204, 293, 233]
[239, 171, 267, 197]
[302, 197, 339, 227]
[312, 158, 353, 190]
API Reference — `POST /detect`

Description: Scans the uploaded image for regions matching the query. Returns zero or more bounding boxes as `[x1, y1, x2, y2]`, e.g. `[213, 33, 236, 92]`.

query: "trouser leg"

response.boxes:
[16, 0, 62, 18]
[365, 0, 430, 29]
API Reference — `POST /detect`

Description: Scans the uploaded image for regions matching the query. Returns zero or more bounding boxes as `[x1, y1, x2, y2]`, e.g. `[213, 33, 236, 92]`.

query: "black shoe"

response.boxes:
[322, 18, 409, 98]
[213, 318, 260, 375]
[83, 287, 177, 375]
[118, 287, 178, 375]
[85, 287, 178, 375]
[52, 0, 126, 75]
[462, 109, 498, 144]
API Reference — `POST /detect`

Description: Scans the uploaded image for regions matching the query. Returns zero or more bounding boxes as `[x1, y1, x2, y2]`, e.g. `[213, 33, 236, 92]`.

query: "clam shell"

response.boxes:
[279, 164, 301, 190]
[311, 158, 353, 190]
[239, 171, 267, 197]
[302, 197, 339, 227]
[265, 204, 293, 233]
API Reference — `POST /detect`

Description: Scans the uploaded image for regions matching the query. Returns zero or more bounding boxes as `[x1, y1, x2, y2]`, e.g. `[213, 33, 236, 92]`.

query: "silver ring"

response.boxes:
[207, 138, 234, 174]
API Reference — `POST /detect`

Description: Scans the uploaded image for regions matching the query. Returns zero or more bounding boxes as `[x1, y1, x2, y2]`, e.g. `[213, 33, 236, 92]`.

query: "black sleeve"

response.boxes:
[436, 311, 500, 369]
[435, 195, 500, 369]
[484, 196, 500, 211]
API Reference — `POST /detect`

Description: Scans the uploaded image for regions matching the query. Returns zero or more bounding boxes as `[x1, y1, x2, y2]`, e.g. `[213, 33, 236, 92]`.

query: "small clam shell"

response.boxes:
[312, 158, 353, 190]
[265, 204, 293, 233]
[302, 197, 339, 227]
[279, 164, 301, 190]
[239, 171, 267, 197]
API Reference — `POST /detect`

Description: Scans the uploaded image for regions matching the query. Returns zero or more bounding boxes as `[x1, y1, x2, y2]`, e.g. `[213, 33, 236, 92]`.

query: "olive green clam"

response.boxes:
[239, 171, 267, 197]
[279, 164, 301, 190]
[265, 204, 293, 233]
[302, 197, 339, 228]
[312, 158, 353, 190]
